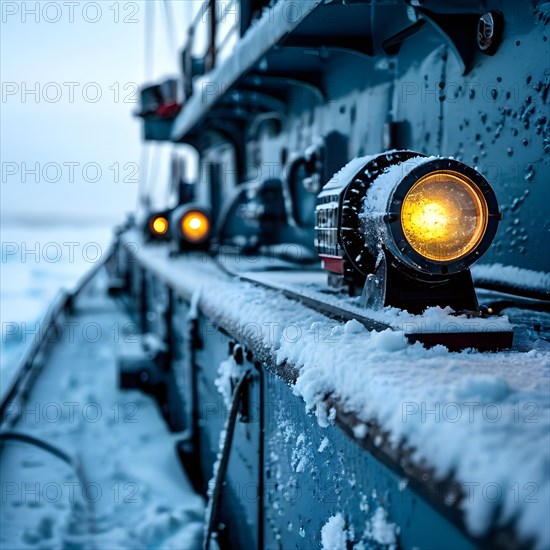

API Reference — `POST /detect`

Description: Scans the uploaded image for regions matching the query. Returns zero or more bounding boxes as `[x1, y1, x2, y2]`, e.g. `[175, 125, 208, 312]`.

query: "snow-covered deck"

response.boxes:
[0, 272, 204, 549]
[123, 232, 550, 548]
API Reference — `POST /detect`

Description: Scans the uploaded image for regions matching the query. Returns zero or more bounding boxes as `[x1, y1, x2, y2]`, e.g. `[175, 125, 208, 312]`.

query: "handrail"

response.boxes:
[185, 0, 240, 75]
[0, 290, 69, 426]
[190, 1, 209, 32]
[0, 249, 113, 429]
[216, 0, 237, 23]
[172, 0, 325, 141]
[216, 23, 239, 56]
[208, 0, 217, 69]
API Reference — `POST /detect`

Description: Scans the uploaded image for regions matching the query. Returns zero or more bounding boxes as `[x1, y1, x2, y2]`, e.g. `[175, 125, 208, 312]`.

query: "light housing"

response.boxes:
[400, 172, 487, 262]
[181, 210, 211, 244]
[316, 151, 501, 313]
[152, 216, 169, 235]
[171, 204, 213, 252]
[145, 209, 173, 241]
[376, 157, 500, 277]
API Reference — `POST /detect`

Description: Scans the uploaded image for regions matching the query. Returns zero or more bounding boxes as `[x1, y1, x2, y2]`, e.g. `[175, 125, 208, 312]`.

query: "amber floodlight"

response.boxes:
[181, 210, 210, 244]
[152, 216, 169, 235]
[316, 151, 501, 313]
[171, 204, 212, 252]
[145, 210, 172, 241]
[400, 171, 487, 263]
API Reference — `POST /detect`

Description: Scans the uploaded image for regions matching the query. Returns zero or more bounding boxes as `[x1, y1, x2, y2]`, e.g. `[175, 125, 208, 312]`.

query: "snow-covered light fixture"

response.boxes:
[145, 210, 172, 241]
[171, 204, 212, 252]
[316, 151, 501, 313]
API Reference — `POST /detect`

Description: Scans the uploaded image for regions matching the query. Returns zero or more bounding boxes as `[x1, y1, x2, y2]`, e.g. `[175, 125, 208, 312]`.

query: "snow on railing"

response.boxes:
[472, 263, 550, 301]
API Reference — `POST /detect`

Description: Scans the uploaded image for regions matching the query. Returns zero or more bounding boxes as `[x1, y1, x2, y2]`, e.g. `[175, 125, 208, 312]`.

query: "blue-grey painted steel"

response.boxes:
[130, 1, 550, 546]
[167, 0, 549, 274]
[263, 373, 477, 550]
[124, 244, 497, 549]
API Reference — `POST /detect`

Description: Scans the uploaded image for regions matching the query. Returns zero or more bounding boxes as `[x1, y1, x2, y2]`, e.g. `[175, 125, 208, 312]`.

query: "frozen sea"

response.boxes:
[0, 222, 115, 393]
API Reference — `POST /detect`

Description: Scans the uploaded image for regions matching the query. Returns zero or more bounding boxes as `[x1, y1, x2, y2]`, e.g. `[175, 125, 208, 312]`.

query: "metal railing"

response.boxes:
[185, 0, 242, 74]
[0, 251, 112, 429]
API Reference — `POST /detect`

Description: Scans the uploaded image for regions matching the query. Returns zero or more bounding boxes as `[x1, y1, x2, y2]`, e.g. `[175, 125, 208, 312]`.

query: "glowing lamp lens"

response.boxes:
[152, 216, 169, 235]
[181, 211, 210, 243]
[400, 171, 487, 262]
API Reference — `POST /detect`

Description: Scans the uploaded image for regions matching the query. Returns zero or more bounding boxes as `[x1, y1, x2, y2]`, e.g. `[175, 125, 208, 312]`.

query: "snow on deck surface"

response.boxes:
[129, 239, 550, 548]
[0, 272, 204, 550]
[472, 263, 550, 295]
[234, 267, 514, 334]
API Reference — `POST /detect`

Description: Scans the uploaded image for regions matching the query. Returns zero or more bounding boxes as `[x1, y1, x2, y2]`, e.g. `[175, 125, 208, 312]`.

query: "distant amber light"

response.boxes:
[181, 211, 210, 243]
[400, 171, 488, 262]
[152, 216, 169, 235]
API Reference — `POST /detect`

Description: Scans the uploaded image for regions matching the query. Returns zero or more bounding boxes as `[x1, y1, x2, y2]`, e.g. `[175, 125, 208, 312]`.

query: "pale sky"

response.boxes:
[1, 0, 201, 226]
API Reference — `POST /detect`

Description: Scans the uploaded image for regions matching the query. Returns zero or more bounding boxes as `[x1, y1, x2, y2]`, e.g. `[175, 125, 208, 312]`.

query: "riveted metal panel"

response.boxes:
[263, 373, 477, 550]
[194, 316, 261, 549]
[439, 4, 550, 273]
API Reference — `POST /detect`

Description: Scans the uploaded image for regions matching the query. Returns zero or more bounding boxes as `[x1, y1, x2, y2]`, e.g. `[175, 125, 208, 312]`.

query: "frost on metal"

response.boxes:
[472, 262, 550, 295]
[361, 155, 435, 255]
[124, 244, 550, 547]
[365, 506, 399, 549]
[320, 506, 399, 550]
[318, 153, 379, 198]
[215, 354, 240, 409]
[320, 513, 348, 550]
